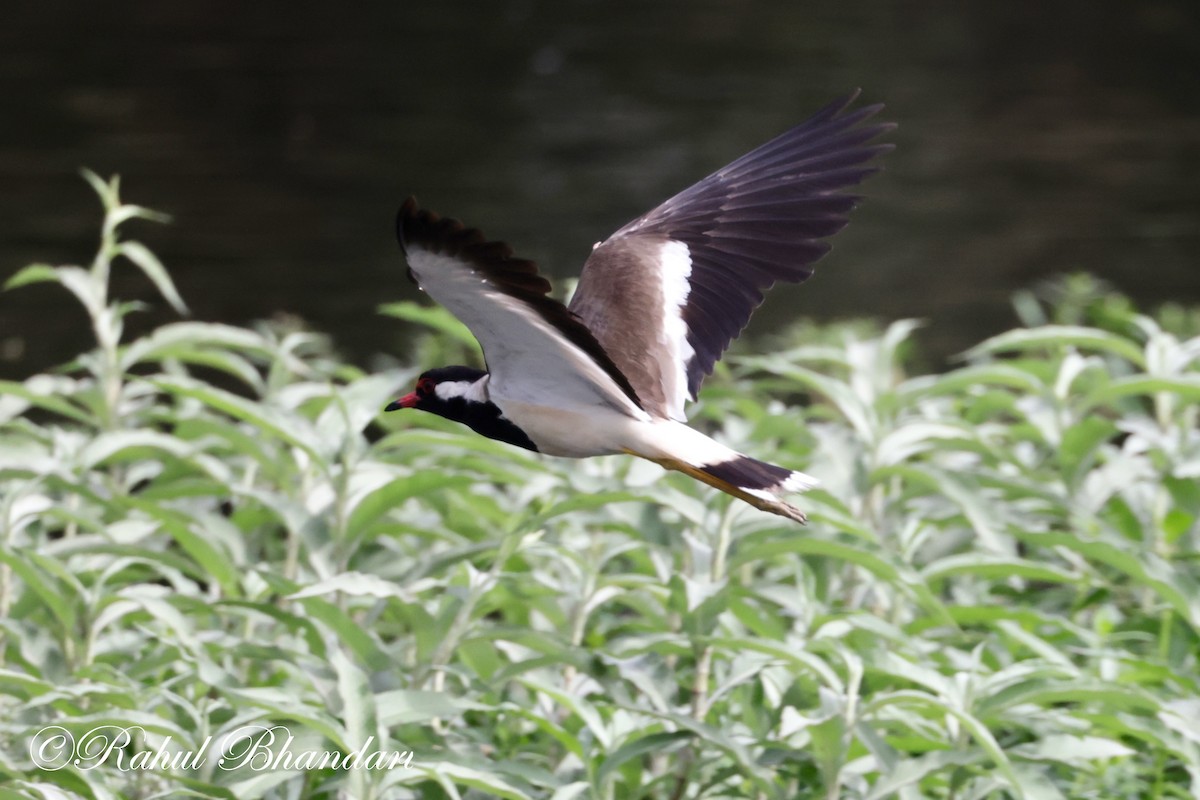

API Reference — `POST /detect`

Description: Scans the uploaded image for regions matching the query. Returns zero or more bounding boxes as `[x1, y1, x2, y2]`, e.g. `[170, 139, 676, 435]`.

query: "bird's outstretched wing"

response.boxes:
[568, 91, 894, 421]
[397, 199, 644, 415]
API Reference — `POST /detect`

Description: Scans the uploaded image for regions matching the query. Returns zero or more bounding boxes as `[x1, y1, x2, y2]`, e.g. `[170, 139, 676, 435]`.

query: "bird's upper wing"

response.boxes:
[568, 91, 894, 421]
[397, 199, 645, 416]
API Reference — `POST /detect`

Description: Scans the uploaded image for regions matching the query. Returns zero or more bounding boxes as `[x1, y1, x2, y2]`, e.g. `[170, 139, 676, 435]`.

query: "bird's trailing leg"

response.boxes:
[629, 452, 809, 525]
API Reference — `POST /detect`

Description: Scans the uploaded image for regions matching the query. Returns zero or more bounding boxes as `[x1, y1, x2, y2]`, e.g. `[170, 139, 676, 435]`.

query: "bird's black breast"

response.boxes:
[443, 397, 539, 453]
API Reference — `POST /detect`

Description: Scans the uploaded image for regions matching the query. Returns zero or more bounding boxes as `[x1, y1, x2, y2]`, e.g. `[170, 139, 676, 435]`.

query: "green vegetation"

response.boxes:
[1, 176, 1198, 800]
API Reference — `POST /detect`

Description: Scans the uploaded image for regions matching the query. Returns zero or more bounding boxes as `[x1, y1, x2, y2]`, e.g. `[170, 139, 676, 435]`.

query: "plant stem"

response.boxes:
[690, 644, 712, 721]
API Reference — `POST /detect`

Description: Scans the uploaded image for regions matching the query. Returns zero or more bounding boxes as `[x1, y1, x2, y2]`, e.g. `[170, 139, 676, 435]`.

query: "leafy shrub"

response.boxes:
[0, 176, 1197, 799]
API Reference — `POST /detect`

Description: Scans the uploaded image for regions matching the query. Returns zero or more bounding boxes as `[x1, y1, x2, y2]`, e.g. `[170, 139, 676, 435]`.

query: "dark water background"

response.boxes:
[2, 1, 1198, 379]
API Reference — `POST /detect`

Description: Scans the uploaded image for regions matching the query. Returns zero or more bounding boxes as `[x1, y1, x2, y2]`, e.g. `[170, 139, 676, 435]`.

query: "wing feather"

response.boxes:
[569, 91, 893, 419]
[397, 199, 644, 415]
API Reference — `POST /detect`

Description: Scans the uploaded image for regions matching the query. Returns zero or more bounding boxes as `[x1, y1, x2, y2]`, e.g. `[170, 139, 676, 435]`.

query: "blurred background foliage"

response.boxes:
[0, 176, 1197, 798]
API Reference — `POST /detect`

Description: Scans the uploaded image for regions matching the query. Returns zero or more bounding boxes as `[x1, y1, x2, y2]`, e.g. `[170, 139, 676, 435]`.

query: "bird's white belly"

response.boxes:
[490, 392, 739, 467]
[491, 397, 647, 457]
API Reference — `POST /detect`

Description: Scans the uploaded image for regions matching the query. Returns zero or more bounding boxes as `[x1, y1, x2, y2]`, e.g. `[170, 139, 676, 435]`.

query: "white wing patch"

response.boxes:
[658, 240, 695, 421]
[406, 247, 646, 420]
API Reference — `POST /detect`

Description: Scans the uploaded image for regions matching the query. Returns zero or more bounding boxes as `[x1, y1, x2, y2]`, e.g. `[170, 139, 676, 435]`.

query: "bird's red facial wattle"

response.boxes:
[385, 376, 434, 412]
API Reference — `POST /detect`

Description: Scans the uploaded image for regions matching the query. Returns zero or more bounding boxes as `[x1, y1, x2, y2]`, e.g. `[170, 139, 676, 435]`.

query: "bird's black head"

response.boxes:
[386, 365, 488, 413]
[385, 365, 538, 452]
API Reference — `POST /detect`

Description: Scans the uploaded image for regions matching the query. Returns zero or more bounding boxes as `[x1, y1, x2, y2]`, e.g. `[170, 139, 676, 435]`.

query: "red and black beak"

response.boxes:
[384, 392, 420, 412]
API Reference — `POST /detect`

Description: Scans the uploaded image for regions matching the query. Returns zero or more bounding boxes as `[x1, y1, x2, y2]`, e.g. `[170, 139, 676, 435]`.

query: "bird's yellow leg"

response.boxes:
[623, 450, 807, 524]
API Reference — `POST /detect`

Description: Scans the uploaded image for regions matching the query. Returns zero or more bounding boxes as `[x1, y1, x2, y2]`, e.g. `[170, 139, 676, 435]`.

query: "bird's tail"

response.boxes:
[628, 423, 817, 524]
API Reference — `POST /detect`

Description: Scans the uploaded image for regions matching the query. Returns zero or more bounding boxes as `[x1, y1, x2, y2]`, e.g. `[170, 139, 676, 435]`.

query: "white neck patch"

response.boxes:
[433, 375, 490, 404]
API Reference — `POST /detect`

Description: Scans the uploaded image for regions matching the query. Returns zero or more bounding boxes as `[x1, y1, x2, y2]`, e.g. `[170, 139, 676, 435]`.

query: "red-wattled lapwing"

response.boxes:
[386, 91, 892, 523]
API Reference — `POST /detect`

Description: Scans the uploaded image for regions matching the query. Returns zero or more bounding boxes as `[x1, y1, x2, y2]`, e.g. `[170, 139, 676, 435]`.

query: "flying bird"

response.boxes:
[387, 91, 892, 523]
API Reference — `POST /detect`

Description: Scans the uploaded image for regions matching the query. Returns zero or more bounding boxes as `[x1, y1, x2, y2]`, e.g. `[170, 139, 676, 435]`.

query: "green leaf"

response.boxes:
[375, 689, 490, 726]
[1086, 374, 1200, 407]
[1010, 734, 1134, 762]
[30, 265, 104, 319]
[615, 706, 776, 794]
[1059, 417, 1118, 484]
[521, 490, 651, 528]
[419, 762, 532, 800]
[0, 379, 94, 425]
[123, 320, 269, 360]
[317, 371, 410, 446]
[1014, 529, 1200, 628]
[4, 264, 59, 290]
[739, 357, 876, 439]
[120, 498, 242, 595]
[121, 321, 273, 391]
[344, 471, 474, 541]
[79, 429, 195, 469]
[596, 730, 692, 788]
[518, 677, 612, 750]
[964, 325, 1147, 367]
[220, 687, 348, 750]
[865, 690, 1025, 797]
[81, 167, 117, 208]
[107, 203, 172, 228]
[288, 572, 412, 601]
[299, 598, 392, 672]
[379, 301, 483, 352]
[865, 747, 983, 800]
[148, 374, 327, 463]
[0, 547, 82, 636]
[922, 554, 1079, 586]
[916, 363, 1047, 397]
[975, 677, 1158, 718]
[0, 667, 55, 698]
[331, 648, 373, 751]
[117, 240, 188, 314]
[730, 533, 954, 626]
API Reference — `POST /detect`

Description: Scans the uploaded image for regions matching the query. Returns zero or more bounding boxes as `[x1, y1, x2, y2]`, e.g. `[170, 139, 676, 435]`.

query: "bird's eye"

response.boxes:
[417, 378, 435, 395]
